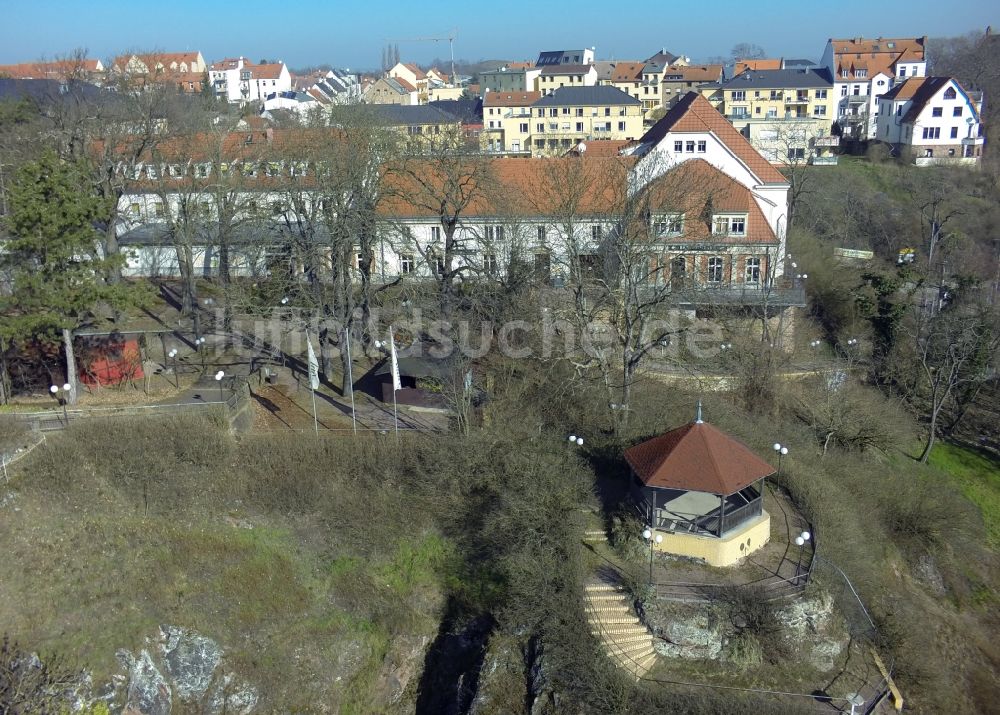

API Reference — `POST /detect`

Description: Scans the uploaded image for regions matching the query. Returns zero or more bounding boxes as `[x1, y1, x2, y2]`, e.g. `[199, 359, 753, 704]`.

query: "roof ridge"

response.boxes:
[695, 422, 726, 494]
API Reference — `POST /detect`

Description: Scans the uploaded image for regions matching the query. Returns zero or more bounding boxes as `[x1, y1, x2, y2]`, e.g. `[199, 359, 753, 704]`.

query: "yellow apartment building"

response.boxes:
[528, 85, 643, 156]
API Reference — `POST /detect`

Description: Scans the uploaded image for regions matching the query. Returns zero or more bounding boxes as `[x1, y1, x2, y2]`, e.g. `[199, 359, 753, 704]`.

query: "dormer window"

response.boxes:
[856, 69, 867, 78]
[841, 69, 849, 78]
[652, 213, 684, 236]
[713, 215, 746, 236]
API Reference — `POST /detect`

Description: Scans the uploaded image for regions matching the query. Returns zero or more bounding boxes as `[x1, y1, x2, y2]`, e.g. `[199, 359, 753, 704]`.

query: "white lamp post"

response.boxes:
[794, 530, 811, 583]
[642, 528, 663, 584]
[50, 382, 72, 425]
[167, 348, 179, 388]
[773, 442, 788, 478]
[215, 370, 225, 404]
[195, 337, 207, 370]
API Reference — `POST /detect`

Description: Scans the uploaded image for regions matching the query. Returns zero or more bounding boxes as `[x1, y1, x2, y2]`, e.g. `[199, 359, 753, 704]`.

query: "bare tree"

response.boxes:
[385, 139, 494, 324]
[904, 304, 999, 462]
[731, 43, 767, 61]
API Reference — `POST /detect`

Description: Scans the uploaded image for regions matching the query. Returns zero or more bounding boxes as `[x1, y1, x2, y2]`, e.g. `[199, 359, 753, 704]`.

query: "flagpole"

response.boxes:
[306, 328, 318, 435]
[389, 325, 400, 437]
[345, 326, 357, 435]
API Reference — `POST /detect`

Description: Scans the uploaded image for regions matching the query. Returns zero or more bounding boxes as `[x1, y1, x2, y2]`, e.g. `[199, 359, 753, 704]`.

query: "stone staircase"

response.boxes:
[584, 582, 658, 679]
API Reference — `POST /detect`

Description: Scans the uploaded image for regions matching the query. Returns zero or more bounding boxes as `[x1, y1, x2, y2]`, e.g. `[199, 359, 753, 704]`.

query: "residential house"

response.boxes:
[482, 90, 540, 154]
[386, 62, 458, 103]
[538, 64, 598, 96]
[364, 76, 420, 105]
[368, 104, 463, 144]
[604, 62, 653, 110]
[719, 68, 838, 165]
[645, 49, 689, 67]
[536, 49, 595, 66]
[732, 58, 817, 76]
[303, 69, 362, 105]
[660, 65, 724, 109]
[112, 94, 795, 338]
[112, 52, 207, 93]
[627, 91, 796, 319]
[479, 62, 540, 95]
[0, 58, 104, 83]
[820, 36, 928, 140]
[208, 57, 292, 104]
[875, 76, 984, 165]
[529, 86, 643, 156]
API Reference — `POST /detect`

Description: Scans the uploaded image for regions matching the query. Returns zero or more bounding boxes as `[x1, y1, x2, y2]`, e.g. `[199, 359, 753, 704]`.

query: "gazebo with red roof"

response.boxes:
[623, 406, 775, 566]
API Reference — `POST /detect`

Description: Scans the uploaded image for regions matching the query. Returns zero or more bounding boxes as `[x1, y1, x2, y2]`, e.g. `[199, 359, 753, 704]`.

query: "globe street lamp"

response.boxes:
[167, 348, 179, 388]
[195, 336, 207, 370]
[215, 370, 225, 404]
[568, 434, 583, 446]
[773, 442, 788, 478]
[642, 528, 663, 585]
[793, 530, 811, 584]
[49, 382, 72, 425]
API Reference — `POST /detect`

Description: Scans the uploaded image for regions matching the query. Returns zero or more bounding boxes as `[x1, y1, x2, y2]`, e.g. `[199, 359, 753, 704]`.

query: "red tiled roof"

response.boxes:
[250, 62, 285, 80]
[643, 159, 776, 244]
[564, 139, 635, 157]
[483, 90, 541, 107]
[734, 59, 782, 74]
[394, 77, 417, 92]
[880, 76, 927, 101]
[611, 62, 645, 82]
[663, 64, 723, 82]
[624, 421, 775, 494]
[830, 36, 926, 79]
[401, 63, 427, 80]
[0, 59, 102, 78]
[639, 93, 788, 185]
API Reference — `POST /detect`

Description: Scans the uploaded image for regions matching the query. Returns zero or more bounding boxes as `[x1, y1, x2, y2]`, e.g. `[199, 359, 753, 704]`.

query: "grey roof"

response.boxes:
[539, 64, 594, 75]
[783, 58, 818, 68]
[374, 354, 454, 380]
[428, 97, 483, 124]
[645, 49, 680, 65]
[532, 85, 641, 107]
[722, 68, 833, 89]
[0, 78, 110, 105]
[536, 50, 590, 66]
[368, 103, 461, 125]
[118, 222, 304, 247]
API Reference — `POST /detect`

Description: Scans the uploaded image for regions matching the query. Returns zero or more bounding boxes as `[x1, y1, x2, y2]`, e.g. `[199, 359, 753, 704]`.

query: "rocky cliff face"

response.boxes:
[69, 626, 258, 715]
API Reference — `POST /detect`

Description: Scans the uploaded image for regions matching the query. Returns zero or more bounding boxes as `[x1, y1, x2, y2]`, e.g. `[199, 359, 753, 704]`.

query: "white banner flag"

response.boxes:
[306, 335, 320, 391]
[389, 327, 402, 392]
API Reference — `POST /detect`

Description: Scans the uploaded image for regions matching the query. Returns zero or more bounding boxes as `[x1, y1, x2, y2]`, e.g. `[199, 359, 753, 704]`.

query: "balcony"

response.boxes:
[784, 95, 810, 105]
[810, 155, 839, 166]
[846, 95, 867, 104]
[962, 136, 984, 145]
[814, 135, 840, 147]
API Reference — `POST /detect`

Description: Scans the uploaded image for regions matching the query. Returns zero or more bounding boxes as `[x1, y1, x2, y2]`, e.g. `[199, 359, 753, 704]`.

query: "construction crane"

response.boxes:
[393, 29, 458, 87]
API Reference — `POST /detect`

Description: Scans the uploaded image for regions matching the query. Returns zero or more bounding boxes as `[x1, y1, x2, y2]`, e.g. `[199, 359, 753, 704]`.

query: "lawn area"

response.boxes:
[929, 442, 1000, 550]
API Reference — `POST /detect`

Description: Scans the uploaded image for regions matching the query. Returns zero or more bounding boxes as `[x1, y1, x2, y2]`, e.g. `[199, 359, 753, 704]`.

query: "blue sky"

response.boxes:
[1, 0, 995, 70]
